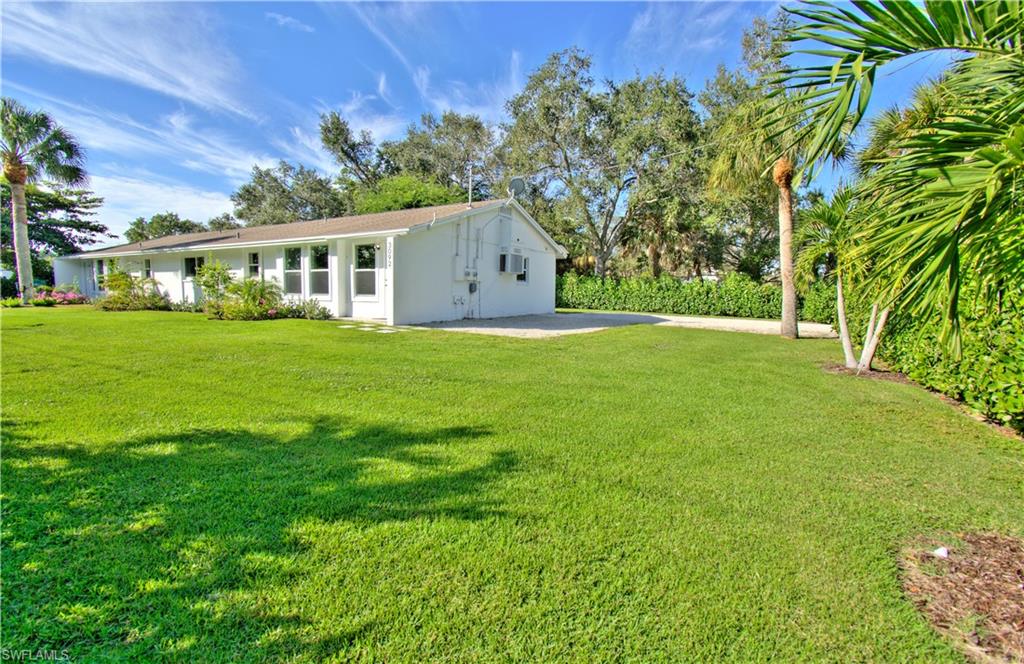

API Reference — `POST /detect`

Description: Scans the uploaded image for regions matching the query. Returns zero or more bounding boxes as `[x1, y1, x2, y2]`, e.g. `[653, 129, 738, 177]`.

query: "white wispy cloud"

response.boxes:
[7, 83, 273, 184]
[89, 171, 234, 241]
[342, 2, 517, 122]
[271, 126, 337, 175]
[345, 2, 427, 76]
[265, 12, 315, 33]
[337, 92, 407, 140]
[377, 72, 393, 106]
[624, 2, 741, 60]
[2, 3, 254, 118]
[413, 51, 522, 123]
[273, 91, 407, 174]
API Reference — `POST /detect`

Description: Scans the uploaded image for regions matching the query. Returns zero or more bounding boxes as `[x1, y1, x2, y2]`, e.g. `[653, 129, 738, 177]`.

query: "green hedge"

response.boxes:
[555, 273, 836, 324]
[878, 291, 1023, 432]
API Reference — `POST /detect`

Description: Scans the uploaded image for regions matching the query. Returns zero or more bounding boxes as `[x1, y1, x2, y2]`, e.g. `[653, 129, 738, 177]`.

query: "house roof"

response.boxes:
[71, 199, 508, 258]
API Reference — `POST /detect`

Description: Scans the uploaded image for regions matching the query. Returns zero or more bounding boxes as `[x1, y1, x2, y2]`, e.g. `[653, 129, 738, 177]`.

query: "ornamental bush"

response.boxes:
[877, 287, 1023, 432]
[94, 264, 170, 311]
[36, 285, 89, 305]
[555, 273, 836, 324]
[211, 277, 331, 321]
[219, 278, 284, 320]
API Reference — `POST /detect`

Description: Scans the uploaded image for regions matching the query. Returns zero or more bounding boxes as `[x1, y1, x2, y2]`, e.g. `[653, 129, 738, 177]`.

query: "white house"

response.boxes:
[54, 198, 568, 325]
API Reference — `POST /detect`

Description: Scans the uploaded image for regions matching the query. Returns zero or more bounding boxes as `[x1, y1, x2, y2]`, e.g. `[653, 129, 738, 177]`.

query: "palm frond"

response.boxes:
[0, 97, 87, 185]
[775, 0, 1022, 170]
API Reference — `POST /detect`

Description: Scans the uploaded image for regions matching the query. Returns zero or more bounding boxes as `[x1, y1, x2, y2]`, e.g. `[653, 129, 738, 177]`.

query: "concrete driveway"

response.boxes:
[419, 312, 837, 339]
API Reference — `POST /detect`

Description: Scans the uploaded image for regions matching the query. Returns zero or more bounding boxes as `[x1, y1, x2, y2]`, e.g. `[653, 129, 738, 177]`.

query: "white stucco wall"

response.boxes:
[392, 205, 558, 325]
[53, 258, 95, 295]
[53, 203, 560, 324]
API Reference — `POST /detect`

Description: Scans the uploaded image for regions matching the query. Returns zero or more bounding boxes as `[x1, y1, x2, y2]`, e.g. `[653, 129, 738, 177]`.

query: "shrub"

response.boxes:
[1, 297, 23, 308]
[1, 276, 17, 298]
[218, 278, 284, 320]
[94, 263, 170, 311]
[35, 285, 89, 305]
[278, 299, 332, 321]
[800, 280, 837, 327]
[295, 299, 331, 320]
[170, 301, 204, 313]
[556, 273, 836, 324]
[30, 296, 57, 307]
[195, 259, 235, 317]
[877, 286, 1023, 432]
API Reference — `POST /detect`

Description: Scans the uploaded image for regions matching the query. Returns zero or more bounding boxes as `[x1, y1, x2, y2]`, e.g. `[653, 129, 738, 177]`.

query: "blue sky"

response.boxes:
[1, 1, 950, 245]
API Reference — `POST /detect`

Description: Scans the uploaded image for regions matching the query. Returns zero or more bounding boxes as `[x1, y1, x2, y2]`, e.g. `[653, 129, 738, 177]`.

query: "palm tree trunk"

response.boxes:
[774, 157, 798, 339]
[835, 276, 856, 368]
[857, 305, 890, 373]
[9, 182, 34, 303]
[647, 243, 661, 278]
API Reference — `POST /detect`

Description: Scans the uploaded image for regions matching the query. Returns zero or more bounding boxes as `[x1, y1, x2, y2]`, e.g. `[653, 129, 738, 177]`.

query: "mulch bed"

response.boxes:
[901, 533, 1024, 662]
[821, 361, 911, 383]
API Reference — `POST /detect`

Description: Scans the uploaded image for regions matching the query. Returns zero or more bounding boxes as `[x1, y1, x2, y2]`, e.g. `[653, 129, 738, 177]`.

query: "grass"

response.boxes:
[1, 307, 1020, 662]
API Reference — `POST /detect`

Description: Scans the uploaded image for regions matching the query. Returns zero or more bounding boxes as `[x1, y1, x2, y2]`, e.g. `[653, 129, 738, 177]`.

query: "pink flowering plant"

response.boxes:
[33, 284, 89, 306]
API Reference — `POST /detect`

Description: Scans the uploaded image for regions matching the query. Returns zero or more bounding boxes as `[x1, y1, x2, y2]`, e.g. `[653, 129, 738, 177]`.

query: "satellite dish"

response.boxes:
[507, 176, 527, 200]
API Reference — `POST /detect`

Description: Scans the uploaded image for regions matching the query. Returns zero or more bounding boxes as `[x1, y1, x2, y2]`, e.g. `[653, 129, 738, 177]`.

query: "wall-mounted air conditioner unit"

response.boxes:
[498, 252, 525, 274]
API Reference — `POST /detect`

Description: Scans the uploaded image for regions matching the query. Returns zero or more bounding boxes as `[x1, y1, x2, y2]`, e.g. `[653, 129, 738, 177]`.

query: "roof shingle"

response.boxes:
[73, 199, 504, 258]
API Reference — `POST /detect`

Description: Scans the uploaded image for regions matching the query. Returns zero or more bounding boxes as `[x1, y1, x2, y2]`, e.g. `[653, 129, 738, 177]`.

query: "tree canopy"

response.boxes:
[1, 182, 109, 280]
[353, 174, 463, 215]
[380, 112, 500, 199]
[503, 49, 702, 276]
[125, 212, 206, 243]
[231, 161, 350, 226]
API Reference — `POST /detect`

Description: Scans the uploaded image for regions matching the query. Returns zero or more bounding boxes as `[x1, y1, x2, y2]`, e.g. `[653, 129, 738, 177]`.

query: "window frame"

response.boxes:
[309, 245, 330, 296]
[143, 259, 152, 279]
[352, 243, 377, 299]
[284, 247, 303, 295]
[184, 256, 205, 279]
[516, 257, 529, 283]
[247, 251, 261, 279]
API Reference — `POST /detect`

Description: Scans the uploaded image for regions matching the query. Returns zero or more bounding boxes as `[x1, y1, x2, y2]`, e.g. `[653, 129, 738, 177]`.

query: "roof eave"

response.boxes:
[62, 228, 411, 260]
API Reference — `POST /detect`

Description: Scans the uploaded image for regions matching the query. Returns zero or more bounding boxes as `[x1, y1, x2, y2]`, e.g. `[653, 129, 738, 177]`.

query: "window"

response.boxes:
[248, 252, 260, 278]
[354, 244, 376, 297]
[95, 260, 105, 288]
[143, 259, 152, 279]
[284, 247, 302, 294]
[184, 256, 205, 278]
[309, 245, 329, 295]
[517, 257, 529, 283]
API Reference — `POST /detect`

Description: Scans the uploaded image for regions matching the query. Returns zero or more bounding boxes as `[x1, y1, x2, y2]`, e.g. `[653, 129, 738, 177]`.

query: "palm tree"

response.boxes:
[795, 187, 891, 372]
[1, 98, 86, 302]
[796, 187, 858, 367]
[709, 100, 809, 339]
[775, 0, 1024, 351]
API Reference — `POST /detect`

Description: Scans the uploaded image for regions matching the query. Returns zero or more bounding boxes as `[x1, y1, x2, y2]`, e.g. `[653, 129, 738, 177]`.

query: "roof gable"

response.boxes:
[408, 198, 568, 258]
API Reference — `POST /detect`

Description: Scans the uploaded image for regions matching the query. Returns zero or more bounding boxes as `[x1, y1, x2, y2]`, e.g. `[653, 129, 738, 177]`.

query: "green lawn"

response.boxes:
[1, 307, 1020, 662]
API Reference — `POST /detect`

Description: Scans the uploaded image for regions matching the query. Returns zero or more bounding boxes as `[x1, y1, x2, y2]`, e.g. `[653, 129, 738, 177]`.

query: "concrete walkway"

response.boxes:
[419, 312, 837, 339]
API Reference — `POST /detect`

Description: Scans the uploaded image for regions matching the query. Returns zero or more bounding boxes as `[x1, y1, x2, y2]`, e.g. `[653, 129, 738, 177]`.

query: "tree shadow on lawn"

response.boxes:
[1, 416, 516, 660]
